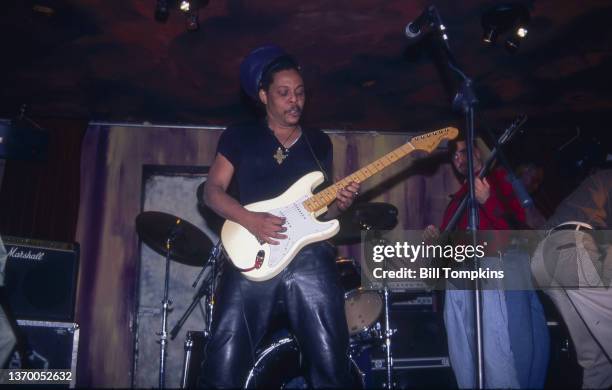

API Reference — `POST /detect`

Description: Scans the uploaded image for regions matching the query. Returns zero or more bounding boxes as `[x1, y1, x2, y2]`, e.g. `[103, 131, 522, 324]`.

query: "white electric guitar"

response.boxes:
[221, 127, 458, 281]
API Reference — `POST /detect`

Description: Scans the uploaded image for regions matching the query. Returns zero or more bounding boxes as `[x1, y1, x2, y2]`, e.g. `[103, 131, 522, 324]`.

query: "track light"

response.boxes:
[505, 26, 528, 52]
[481, 3, 530, 52]
[482, 28, 497, 44]
[154, 0, 208, 32]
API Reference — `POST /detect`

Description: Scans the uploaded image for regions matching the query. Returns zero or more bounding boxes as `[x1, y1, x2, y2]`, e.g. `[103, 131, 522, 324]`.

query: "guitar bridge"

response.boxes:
[254, 250, 265, 269]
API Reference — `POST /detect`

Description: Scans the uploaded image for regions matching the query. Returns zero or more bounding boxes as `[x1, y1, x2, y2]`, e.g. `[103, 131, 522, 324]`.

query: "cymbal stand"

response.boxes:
[170, 240, 222, 341]
[373, 231, 396, 389]
[382, 283, 396, 389]
[205, 242, 221, 336]
[159, 222, 182, 388]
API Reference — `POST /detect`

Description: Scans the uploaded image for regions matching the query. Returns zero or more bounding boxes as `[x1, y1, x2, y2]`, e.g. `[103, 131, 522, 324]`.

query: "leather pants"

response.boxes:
[199, 242, 353, 388]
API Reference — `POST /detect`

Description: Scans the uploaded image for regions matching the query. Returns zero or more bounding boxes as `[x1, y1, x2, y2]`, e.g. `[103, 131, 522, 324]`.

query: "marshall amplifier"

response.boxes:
[3, 236, 79, 322]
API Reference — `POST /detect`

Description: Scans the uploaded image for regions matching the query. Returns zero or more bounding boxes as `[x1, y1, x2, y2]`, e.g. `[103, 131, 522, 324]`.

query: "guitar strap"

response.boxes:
[302, 129, 331, 184]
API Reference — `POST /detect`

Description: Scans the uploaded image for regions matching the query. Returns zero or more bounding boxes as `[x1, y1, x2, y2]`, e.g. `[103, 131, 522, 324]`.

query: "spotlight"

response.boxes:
[505, 26, 528, 52]
[185, 10, 199, 31]
[154, 0, 169, 22]
[482, 27, 498, 44]
[179, 0, 191, 12]
[153, 0, 207, 31]
[481, 3, 530, 52]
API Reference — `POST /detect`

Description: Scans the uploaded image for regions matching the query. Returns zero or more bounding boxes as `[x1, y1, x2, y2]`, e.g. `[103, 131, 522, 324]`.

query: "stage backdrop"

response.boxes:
[75, 122, 459, 387]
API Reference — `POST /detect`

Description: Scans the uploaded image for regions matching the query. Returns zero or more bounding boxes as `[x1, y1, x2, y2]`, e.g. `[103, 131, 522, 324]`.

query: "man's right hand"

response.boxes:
[243, 211, 287, 245]
[423, 224, 440, 242]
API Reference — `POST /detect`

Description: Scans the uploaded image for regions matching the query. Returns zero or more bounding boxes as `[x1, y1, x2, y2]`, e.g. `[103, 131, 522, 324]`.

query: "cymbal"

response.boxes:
[136, 211, 213, 267]
[334, 202, 398, 245]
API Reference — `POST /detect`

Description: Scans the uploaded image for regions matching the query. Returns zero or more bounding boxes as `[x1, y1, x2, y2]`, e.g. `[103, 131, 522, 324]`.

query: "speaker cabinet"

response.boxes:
[368, 291, 455, 388]
[6, 320, 79, 388]
[3, 236, 79, 322]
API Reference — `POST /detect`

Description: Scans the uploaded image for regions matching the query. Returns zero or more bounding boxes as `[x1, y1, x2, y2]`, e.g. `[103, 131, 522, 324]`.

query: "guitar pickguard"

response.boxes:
[267, 196, 330, 268]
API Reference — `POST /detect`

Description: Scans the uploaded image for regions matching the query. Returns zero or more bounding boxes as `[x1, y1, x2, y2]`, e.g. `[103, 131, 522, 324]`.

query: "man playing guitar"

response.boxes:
[199, 45, 359, 388]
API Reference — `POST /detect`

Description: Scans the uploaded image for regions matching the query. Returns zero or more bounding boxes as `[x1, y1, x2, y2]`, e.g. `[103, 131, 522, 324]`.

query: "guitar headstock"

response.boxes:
[410, 127, 459, 153]
[498, 115, 527, 145]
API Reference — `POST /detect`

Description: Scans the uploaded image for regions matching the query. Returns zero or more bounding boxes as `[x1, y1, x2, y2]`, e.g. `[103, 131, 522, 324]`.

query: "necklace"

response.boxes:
[272, 126, 299, 165]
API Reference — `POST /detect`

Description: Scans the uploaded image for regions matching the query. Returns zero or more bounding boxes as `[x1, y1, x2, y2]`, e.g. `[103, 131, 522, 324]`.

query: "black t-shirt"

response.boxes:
[217, 122, 333, 205]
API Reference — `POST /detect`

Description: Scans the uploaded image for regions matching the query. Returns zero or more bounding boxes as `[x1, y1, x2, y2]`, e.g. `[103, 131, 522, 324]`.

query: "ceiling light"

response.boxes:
[180, 1, 191, 12]
[482, 28, 497, 44]
[481, 3, 531, 53]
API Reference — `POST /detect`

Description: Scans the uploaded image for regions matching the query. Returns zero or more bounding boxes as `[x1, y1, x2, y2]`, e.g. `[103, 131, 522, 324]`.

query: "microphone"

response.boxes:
[404, 5, 435, 39]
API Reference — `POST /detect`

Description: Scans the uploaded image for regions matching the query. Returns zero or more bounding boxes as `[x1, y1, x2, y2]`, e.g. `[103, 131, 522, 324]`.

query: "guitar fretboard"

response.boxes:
[302, 142, 416, 212]
[302, 126, 455, 213]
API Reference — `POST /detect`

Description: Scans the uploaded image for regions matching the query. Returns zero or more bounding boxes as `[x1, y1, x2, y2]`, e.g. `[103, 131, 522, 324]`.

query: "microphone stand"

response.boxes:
[429, 6, 484, 388]
[158, 222, 183, 389]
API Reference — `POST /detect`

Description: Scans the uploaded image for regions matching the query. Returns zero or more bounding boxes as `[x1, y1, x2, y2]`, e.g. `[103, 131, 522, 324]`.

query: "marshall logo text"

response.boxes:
[7, 247, 45, 261]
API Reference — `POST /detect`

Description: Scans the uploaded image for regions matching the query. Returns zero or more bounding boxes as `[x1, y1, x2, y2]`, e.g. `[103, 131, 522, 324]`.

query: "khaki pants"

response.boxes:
[532, 230, 612, 388]
[0, 306, 16, 367]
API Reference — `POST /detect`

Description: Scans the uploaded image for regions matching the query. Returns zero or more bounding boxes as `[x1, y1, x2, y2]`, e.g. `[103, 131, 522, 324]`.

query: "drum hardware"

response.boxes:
[136, 211, 214, 389]
[368, 232, 397, 389]
[136, 211, 213, 267]
[336, 257, 384, 338]
[244, 336, 366, 389]
[348, 322, 383, 361]
[171, 240, 223, 341]
[180, 330, 207, 389]
[174, 242, 223, 388]
[334, 202, 398, 245]
[381, 284, 397, 389]
[181, 332, 194, 388]
[336, 202, 400, 389]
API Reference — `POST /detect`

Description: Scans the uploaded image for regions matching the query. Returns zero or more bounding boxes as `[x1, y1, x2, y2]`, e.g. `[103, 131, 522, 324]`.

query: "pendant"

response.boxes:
[273, 146, 288, 164]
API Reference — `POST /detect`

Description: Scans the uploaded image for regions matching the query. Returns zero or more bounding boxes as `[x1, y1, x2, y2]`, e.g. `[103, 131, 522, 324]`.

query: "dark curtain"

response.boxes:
[0, 117, 86, 242]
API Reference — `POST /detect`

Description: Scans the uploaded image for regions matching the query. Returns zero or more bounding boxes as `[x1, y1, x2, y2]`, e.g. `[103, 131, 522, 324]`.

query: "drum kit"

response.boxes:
[135, 201, 401, 389]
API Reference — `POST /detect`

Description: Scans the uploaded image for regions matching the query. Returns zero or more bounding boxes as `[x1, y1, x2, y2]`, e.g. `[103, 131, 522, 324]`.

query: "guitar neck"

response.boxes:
[303, 142, 416, 213]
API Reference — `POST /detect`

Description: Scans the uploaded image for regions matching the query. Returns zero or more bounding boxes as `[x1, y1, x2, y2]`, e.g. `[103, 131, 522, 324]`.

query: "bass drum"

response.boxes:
[244, 336, 364, 389]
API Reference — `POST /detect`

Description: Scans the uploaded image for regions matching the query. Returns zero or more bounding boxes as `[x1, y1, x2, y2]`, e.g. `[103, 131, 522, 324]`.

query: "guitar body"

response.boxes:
[221, 171, 340, 282]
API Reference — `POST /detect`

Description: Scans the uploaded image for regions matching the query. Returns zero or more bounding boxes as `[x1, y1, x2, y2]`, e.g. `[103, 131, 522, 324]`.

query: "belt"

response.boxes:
[548, 221, 594, 237]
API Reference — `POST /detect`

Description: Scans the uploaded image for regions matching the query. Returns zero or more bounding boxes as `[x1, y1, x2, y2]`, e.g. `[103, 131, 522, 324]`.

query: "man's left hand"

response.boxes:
[475, 177, 490, 204]
[336, 181, 360, 211]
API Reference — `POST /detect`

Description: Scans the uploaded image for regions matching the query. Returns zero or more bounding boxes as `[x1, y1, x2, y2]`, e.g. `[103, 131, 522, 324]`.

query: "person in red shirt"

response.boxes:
[425, 137, 549, 388]
[439, 148, 526, 231]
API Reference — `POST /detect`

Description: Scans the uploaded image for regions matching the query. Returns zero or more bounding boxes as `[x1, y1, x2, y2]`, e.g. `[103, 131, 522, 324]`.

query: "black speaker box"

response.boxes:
[369, 291, 456, 388]
[6, 320, 79, 388]
[3, 236, 79, 322]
